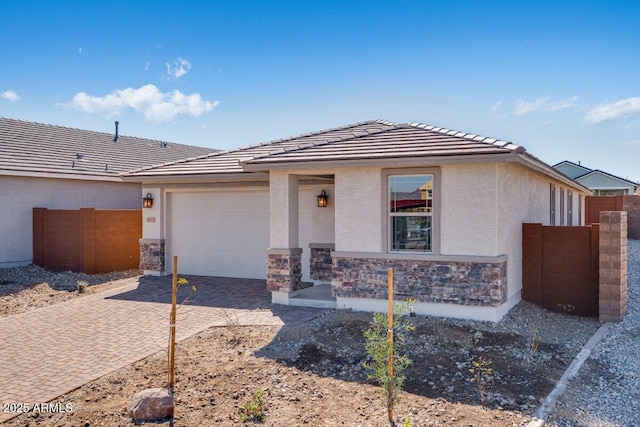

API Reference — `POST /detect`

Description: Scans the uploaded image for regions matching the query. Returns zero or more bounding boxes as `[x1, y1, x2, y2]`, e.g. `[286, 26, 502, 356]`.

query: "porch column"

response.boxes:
[267, 172, 305, 302]
[139, 188, 166, 276]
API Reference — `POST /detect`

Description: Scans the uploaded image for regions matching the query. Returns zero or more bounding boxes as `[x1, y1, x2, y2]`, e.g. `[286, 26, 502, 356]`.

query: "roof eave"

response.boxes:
[516, 154, 593, 194]
[0, 169, 125, 182]
[122, 171, 270, 185]
[240, 152, 519, 172]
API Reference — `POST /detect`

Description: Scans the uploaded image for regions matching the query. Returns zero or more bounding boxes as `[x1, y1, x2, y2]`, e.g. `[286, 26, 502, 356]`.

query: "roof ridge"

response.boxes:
[245, 120, 398, 162]
[127, 119, 398, 174]
[407, 121, 524, 153]
[0, 116, 213, 151]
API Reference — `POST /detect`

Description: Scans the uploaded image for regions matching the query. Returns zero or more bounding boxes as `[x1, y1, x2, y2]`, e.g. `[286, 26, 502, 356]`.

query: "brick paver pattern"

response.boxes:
[0, 275, 325, 422]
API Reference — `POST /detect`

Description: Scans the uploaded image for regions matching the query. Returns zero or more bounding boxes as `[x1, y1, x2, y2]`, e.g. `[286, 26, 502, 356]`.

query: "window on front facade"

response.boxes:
[567, 190, 573, 226]
[389, 175, 433, 252]
[578, 194, 582, 226]
[550, 184, 556, 226]
[560, 188, 565, 225]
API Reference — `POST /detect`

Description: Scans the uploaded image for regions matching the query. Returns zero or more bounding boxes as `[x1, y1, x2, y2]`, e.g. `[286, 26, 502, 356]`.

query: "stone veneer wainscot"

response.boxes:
[331, 253, 507, 306]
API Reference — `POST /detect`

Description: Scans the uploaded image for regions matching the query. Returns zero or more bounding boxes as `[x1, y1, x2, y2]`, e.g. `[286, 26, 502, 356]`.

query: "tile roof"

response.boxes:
[126, 120, 523, 178]
[0, 118, 215, 180]
[245, 122, 523, 165]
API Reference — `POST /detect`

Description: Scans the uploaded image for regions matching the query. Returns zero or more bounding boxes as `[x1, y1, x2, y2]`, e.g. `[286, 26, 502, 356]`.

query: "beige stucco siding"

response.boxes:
[497, 162, 590, 299]
[299, 184, 335, 280]
[334, 167, 382, 252]
[0, 176, 140, 267]
[439, 163, 499, 256]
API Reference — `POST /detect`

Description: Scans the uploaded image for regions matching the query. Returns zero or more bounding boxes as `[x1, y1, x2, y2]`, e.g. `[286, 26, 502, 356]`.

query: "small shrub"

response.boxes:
[363, 300, 415, 421]
[240, 388, 266, 423]
[337, 307, 359, 328]
[76, 280, 88, 293]
[469, 356, 494, 402]
[221, 309, 241, 345]
[527, 321, 541, 362]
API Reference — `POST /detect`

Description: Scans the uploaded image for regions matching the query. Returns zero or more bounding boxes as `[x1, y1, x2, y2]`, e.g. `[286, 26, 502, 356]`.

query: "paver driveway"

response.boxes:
[0, 275, 326, 423]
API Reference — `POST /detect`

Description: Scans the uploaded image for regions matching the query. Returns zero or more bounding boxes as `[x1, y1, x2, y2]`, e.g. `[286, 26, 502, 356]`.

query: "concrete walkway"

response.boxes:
[0, 276, 327, 423]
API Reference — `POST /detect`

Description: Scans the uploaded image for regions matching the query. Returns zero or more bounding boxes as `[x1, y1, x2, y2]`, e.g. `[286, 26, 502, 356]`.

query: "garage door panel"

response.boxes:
[170, 191, 269, 279]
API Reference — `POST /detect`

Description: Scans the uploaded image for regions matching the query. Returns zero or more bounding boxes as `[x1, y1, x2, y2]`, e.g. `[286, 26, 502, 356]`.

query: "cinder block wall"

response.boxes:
[599, 211, 628, 322]
[623, 195, 640, 240]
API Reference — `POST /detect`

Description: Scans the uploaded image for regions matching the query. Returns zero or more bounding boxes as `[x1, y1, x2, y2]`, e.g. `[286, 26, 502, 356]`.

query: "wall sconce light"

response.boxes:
[142, 193, 154, 208]
[317, 190, 328, 208]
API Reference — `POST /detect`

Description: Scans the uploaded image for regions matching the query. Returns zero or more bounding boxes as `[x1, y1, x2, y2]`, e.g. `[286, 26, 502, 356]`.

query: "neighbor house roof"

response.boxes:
[124, 119, 589, 192]
[552, 160, 638, 189]
[0, 117, 215, 181]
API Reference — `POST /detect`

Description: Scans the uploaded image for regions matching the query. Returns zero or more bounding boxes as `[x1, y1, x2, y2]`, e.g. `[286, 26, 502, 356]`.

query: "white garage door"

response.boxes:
[170, 191, 270, 279]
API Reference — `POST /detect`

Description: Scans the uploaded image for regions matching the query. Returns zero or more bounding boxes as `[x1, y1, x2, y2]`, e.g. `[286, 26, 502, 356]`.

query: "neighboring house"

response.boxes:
[0, 118, 214, 267]
[125, 120, 591, 322]
[553, 160, 638, 196]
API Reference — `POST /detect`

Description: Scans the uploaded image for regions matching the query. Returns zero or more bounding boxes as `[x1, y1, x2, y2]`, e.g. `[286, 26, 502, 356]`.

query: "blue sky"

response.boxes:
[1, 1, 639, 181]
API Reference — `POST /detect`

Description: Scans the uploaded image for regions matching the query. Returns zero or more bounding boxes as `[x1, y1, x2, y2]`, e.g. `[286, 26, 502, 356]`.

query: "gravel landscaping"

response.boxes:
[547, 239, 640, 427]
[1, 241, 637, 425]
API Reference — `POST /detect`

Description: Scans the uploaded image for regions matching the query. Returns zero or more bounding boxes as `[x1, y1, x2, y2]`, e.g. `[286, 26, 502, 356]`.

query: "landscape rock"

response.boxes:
[129, 388, 174, 422]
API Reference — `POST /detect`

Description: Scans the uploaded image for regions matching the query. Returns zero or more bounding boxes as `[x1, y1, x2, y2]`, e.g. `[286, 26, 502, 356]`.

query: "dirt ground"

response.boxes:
[1, 270, 599, 427]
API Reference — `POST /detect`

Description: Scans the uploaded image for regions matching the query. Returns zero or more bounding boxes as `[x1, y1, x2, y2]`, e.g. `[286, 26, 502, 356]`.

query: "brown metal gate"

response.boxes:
[522, 223, 599, 316]
[585, 195, 623, 225]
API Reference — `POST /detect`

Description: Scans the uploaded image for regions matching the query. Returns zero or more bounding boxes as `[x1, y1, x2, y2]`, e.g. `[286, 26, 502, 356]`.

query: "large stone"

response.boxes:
[130, 388, 174, 422]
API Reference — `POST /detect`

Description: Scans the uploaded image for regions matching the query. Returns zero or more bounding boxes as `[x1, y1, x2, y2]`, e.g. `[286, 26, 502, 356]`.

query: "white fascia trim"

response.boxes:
[0, 169, 124, 182]
[516, 154, 593, 194]
[241, 152, 519, 172]
[122, 172, 270, 184]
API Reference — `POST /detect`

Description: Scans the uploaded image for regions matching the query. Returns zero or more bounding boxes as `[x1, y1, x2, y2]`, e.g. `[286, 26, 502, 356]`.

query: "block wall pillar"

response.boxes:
[599, 211, 628, 322]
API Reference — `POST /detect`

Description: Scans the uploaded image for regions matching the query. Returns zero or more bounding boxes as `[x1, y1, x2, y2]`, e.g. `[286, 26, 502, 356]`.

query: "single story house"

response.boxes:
[0, 118, 213, 268]
[125, 120, 591, 321]
[553, 160, 638, 196]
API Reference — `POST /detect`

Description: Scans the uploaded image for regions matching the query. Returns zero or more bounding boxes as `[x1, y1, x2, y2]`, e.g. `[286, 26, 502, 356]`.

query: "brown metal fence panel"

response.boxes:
[33, 208, 141, 274]
[586, 195, 623, 225]
[522, 223, 599, 316]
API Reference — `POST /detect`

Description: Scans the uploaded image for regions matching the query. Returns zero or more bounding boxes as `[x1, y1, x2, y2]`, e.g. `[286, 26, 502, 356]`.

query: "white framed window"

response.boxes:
[567, 190, 573, 226]
[560, 188, 565, 226]
[550, 184, 556, 226]
[578, 194, 582, 225]
[389, 174, 433, 252]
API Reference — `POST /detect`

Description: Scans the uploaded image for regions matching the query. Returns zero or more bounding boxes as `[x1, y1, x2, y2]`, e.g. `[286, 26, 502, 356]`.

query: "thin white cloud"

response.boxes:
[514, 96, 579, 115]
[145, 61, 151, 71]
[1, 90, 20, 102]
[490, 101, 508, 119]
[165, 57, 191, 79]
[583, 97, 640, 124]
[62, 84, 218, 122]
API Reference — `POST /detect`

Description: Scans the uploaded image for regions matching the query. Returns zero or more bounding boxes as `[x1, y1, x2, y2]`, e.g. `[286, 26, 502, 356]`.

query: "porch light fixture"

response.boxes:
[317, 190, 328, 208]
[142, 193, 154, 208]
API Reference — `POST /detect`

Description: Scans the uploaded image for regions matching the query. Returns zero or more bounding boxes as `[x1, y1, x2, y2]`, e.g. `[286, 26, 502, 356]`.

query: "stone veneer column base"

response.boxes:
[309, 243, 335, 282]
[139, 239, 165, 275]
[266, 248, 307, 294]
